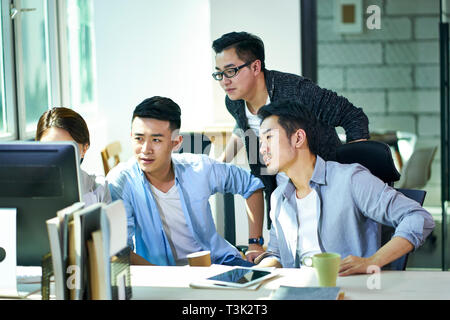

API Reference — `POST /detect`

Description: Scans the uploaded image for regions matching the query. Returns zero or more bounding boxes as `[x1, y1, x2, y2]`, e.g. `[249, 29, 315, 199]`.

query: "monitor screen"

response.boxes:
[0, 142, 81, 266]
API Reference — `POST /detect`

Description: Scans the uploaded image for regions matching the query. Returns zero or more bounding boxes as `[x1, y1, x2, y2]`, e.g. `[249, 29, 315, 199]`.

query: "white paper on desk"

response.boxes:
[0, 208, 17, 295]
[103, 200, 127, 256]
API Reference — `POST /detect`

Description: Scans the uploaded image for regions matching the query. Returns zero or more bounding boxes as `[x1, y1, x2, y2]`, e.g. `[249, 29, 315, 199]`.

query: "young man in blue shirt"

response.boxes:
[107, 96, 265, 266]
[254, 100, 435, 275]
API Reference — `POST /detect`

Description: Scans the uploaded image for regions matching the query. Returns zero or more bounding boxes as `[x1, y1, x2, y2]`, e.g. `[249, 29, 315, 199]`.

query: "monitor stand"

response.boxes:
[0, 208, 18, 297]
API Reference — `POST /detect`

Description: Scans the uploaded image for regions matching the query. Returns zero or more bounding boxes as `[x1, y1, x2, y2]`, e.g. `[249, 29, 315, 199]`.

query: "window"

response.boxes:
[0, 0, 96, 141]
[0, 0, 17, 140]
[15, 0, 52, 139]
[0, 10, 5, 135]
[65, 0, 96, 109]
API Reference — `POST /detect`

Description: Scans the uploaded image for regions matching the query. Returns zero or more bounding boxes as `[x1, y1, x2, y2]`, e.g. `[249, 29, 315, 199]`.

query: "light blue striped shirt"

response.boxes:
[107, 153, 264, 266]
[267, 156, 435, 268]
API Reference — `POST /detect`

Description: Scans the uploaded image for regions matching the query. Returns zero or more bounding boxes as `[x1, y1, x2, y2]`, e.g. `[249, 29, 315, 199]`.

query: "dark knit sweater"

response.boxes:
[225, 69, 370, 204]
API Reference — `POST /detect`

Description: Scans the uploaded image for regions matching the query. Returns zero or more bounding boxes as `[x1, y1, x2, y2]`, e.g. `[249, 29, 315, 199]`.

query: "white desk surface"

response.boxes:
[130, 265, 450, 300]
[9, 265, 450, 300]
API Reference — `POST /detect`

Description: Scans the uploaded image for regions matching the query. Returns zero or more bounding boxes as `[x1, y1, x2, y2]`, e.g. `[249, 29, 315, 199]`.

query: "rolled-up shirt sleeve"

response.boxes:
[232, 123, 244, 138]
[350, 166, 435, 250]
[264, 199, 282, 261]
[207, 156, 264, 198]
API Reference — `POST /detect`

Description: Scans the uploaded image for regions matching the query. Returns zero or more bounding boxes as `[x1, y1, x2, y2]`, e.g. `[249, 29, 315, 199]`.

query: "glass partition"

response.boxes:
[0, 7, 5, 135]
[317, 0, 443, 269]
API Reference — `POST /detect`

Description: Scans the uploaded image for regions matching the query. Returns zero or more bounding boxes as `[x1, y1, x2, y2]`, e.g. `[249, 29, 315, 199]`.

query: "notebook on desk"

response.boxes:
[270, 286, 344, 300]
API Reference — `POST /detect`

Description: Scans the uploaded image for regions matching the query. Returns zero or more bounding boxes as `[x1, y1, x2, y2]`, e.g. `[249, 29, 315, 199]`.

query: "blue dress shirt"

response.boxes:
[107, 153, 264, 266]
[266, 156, 435, 268]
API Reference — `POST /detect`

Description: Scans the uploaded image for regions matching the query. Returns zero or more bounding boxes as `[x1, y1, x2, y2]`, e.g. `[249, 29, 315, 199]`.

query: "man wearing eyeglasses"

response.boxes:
[212, 31, 370, 234]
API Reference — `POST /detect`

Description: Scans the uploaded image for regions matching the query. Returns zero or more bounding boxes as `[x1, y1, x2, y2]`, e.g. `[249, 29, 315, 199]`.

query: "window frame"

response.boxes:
[0, 0, 18, 141]
[0, 0, 95, 142]
[12, 0, 62, 141]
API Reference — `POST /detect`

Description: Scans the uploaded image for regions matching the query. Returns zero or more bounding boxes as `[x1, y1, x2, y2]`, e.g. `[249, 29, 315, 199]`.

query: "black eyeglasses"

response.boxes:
[212, 61, 254, 81]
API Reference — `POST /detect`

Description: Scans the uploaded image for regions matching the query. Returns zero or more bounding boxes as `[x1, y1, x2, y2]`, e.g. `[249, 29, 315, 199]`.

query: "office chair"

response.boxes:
[101, 141, 122, 175]
[396, 146, 438, 251]
[396, 146, 438, 189]
[370, 130, 404, 170]
[336, 140, 427, 270]
[336, 140, 401, 185]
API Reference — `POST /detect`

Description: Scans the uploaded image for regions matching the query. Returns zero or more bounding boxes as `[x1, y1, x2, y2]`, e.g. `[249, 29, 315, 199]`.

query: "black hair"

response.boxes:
[212, 31, 266, 71]
[257, 100, 319, 155]
[132, 96, 181, 131]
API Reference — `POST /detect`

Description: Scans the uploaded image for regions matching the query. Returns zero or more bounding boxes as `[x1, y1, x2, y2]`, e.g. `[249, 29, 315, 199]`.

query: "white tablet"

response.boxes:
[189, 267, 277, 289]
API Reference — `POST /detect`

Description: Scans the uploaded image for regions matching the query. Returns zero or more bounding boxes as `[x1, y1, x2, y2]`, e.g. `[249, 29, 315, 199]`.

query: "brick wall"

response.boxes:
[317, 0, 441, 207]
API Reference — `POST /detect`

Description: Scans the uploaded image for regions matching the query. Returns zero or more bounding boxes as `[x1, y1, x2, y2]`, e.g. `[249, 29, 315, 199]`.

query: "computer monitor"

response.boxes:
[0, 142, 81, 266]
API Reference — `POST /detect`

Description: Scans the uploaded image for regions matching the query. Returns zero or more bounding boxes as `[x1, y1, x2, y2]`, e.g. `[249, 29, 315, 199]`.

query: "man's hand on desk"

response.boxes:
[245, 244, 265, 263]
[338, 255, 378, 276]
[254, 253, 283, 268]
[339, 237, 414, 276]
[218, 133, 244, 163]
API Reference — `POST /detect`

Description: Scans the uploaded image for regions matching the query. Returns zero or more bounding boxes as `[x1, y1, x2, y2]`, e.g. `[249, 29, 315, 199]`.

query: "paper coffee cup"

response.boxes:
[187, 250, 211, 267]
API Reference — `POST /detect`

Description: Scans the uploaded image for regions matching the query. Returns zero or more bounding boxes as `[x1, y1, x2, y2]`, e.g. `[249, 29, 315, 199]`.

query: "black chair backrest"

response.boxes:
[336, 140, 401, 186]
[176, 132, 212, 155]
[396, 188, 426, 206]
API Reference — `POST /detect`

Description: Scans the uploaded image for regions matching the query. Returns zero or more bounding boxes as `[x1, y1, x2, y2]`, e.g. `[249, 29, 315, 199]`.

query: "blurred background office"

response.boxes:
[0, 0, 447, 269]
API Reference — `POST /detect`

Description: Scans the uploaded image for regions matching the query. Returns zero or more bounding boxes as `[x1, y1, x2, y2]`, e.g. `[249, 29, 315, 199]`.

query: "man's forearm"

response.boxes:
[219, 133, 244, 162]
[309, 81, 370, 142]
[245, 189, 264, 238]
[257, 257, 282, 268]
[330, 90, 370, 142]
[339, 236, 414, 276]
[371, 236, 414, 268]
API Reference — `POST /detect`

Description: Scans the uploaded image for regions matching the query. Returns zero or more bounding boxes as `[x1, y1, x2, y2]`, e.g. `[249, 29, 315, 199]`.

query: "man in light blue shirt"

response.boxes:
[254, 100, 435, 275]
[107, 96, 265, 266]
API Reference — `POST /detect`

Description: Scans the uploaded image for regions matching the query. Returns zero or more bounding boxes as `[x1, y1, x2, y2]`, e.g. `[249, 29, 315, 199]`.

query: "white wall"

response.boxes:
[81, 0, 213, 175]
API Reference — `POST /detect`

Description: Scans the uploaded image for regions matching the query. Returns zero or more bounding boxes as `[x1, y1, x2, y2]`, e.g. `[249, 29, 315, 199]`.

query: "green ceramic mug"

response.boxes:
[302, 253, 341, 287]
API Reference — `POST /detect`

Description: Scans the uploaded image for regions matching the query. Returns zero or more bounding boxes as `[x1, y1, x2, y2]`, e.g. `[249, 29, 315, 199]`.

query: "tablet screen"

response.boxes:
[207, 268, 271, 285]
